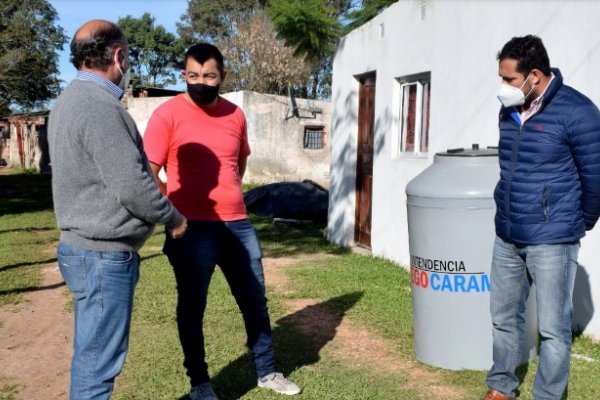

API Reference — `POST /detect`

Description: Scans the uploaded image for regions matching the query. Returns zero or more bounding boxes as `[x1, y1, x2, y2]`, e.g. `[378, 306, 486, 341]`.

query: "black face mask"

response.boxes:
[187, 83, 220, 106]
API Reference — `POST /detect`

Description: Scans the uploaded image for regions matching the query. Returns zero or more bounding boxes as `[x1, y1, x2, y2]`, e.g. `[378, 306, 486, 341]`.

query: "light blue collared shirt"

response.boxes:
[75, 71, 123, 99]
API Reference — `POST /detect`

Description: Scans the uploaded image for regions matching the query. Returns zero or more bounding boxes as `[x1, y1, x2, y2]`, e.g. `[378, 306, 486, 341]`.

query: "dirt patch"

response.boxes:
[0, 263, 72, 399]
[263, 257, 466, 400]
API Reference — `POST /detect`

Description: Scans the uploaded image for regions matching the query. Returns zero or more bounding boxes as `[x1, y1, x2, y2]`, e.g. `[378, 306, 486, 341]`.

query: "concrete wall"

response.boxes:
[127, 91, 332, 186]
[329, 0, 600, 339]
[126, 96, 171, 138]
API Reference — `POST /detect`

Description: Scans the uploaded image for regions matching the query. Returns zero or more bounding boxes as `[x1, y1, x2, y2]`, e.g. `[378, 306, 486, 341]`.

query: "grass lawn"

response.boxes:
[0, 170, 58, 306]
[1, 170, 599, 399]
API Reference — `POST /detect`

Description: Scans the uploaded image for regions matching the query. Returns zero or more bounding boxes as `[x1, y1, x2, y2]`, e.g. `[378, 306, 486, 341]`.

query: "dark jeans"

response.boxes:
[164, 219, 275, 386]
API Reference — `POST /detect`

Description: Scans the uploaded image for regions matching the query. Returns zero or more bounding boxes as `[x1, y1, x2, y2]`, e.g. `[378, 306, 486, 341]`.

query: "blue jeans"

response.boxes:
[57, 242, 140, 400]
[486, 236, 579, 399]
[163, 219, 275, 386]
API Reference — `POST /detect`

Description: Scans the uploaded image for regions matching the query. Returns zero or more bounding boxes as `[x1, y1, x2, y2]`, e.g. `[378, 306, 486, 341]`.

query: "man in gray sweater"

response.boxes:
[48, 20, 187, 400]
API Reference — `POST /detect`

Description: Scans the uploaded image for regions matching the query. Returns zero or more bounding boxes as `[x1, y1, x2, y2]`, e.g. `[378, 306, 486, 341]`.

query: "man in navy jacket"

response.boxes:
[482, 35, 600, 400]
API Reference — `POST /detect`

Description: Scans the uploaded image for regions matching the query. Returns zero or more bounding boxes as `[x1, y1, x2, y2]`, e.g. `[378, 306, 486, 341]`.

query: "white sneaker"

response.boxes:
[257, 372, 301, 395]
[189, 382, 219, 400]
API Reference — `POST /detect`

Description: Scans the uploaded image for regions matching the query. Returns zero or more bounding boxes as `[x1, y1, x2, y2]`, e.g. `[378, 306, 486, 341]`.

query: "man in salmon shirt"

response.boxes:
[143, 43, 301, 400]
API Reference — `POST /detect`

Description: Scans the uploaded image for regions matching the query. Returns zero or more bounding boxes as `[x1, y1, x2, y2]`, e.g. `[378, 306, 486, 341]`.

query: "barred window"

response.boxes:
[303, 126, 325, 149]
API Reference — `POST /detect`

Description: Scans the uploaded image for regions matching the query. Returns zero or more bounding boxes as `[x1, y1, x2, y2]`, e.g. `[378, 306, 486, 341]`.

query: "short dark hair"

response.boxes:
[184, 43, 224, 73]
[497, 34, 551, 76]
[70, 22, 127, 71]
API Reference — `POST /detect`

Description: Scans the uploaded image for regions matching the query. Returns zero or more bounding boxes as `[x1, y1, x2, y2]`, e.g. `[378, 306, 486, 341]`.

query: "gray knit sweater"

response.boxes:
[48, 79, 182, 251]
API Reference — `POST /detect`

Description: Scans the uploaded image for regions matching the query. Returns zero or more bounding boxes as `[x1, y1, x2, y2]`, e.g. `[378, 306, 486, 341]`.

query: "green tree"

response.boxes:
[267, 0, 339, 62]
[177, 0, 266, 46]
[0, 0, 67, 115]
[118, 13, 184, 88]
[343, 0, 398, 33]
[267, 0, 344, 99]
[177, 0, 360, 99]
[177, 1, 309, 97]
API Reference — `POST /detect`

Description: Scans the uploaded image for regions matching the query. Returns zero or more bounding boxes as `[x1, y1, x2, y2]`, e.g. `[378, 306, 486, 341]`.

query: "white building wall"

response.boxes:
[329, 0, 600, 338]
[230, 92, 332, 186]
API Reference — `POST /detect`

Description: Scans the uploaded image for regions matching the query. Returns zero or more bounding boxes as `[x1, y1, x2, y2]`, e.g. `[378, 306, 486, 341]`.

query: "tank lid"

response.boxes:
[436, 144, 498, 157]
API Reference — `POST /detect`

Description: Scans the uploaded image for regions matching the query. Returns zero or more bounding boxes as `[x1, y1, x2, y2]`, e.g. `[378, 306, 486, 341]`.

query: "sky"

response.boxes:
[49, 0, 189, 89]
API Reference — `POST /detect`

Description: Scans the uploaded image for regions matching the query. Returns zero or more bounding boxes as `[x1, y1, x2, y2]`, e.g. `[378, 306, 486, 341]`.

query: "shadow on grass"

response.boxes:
[193, 291, 364, 400]
[514, 362, 532, 398]
[0, 173, 54, 216]
[0, 257, 58, 272]
[140, 252, 163, 263]
[251, 216, 350, 259]
[0, 227, 55, 235]
[0, 281, 65, 297]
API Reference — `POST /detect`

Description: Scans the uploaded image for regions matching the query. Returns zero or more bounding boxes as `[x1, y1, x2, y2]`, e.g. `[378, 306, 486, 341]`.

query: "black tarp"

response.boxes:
[244, 180, 328, 223]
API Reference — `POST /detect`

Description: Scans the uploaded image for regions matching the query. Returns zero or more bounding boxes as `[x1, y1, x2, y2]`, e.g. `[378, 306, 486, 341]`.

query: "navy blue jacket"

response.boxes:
[494, 68, 600, 246]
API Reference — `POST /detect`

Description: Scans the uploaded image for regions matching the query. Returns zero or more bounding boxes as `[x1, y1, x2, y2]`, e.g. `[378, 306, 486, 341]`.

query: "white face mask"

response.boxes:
[497, 73, 534, 108]
[115, 56, 131, 93]
[115, 51, 131, 93]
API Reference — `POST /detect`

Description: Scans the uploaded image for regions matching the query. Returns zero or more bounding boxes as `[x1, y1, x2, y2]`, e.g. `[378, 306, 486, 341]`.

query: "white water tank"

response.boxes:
[406, 144, 537, 370]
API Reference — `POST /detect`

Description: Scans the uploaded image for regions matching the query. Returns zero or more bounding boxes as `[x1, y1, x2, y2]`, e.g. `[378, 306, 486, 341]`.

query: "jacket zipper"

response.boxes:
[506, 120, 523, 237]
